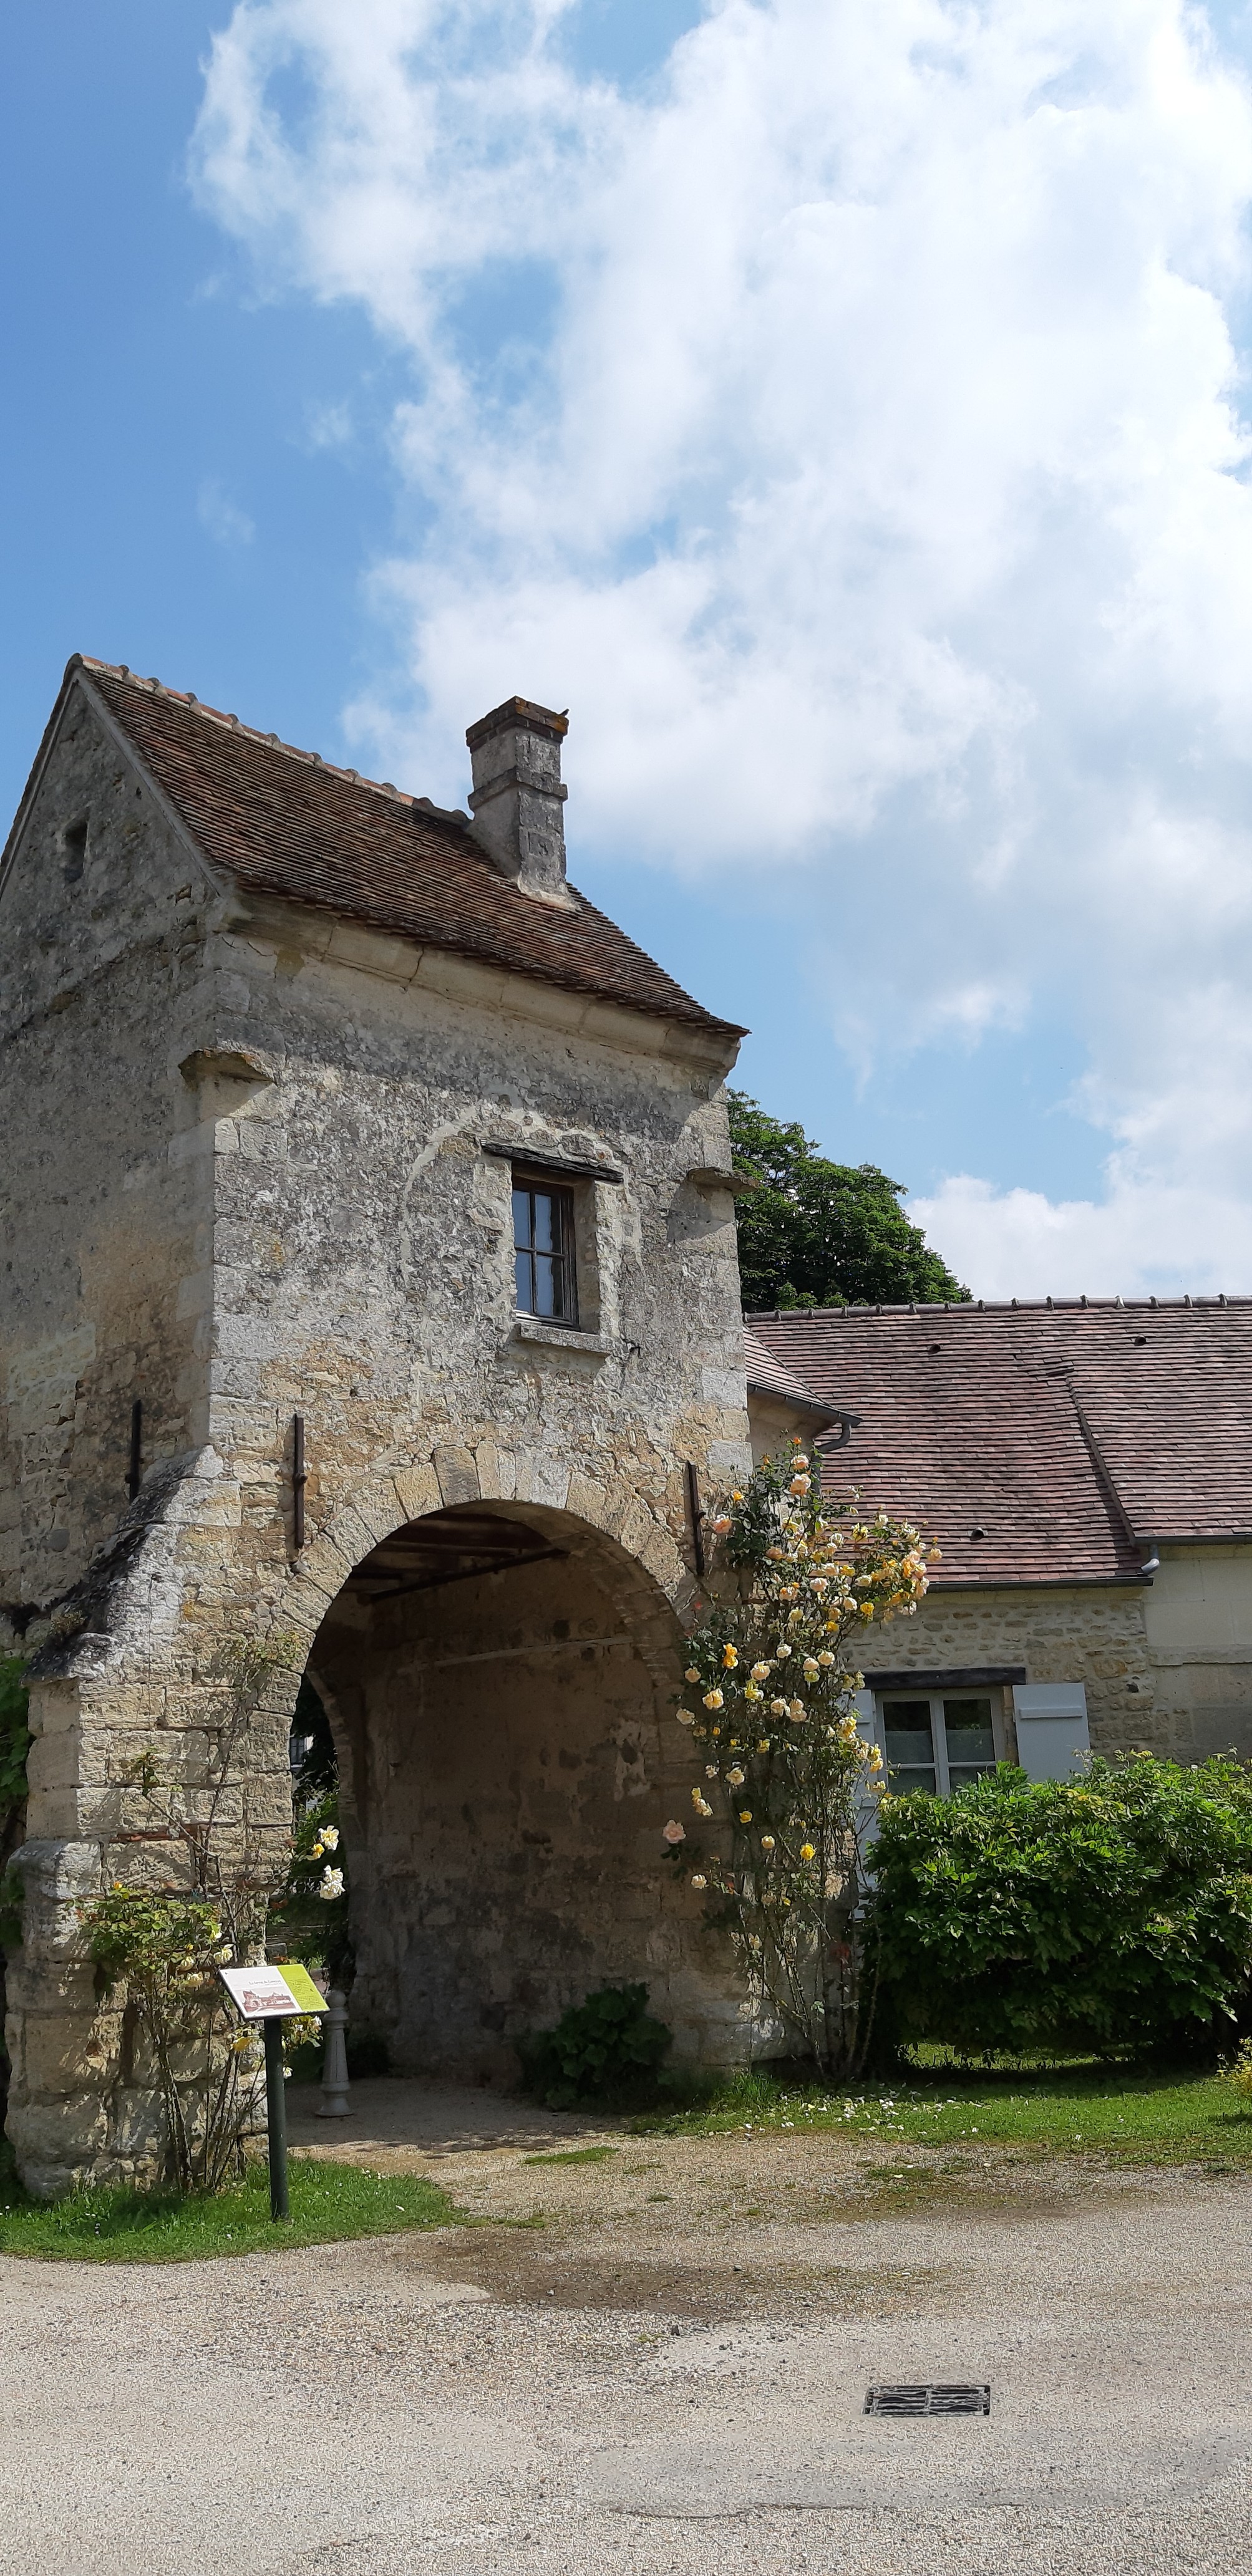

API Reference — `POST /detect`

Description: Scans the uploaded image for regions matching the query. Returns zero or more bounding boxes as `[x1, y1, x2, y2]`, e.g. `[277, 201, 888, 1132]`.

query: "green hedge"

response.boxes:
[872, 1755, 1252, 2056]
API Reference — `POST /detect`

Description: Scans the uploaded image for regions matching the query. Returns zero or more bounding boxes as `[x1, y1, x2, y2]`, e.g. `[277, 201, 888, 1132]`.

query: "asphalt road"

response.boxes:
[1, 2121, 1249, 2575]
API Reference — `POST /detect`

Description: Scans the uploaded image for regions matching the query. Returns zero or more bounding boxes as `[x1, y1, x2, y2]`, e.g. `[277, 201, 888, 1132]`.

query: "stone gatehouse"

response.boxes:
[1, 657, 817, 2196]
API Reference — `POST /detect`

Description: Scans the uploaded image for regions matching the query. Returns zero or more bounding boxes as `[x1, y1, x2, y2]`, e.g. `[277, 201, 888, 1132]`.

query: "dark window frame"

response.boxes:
[512, 1167, 579, 1327]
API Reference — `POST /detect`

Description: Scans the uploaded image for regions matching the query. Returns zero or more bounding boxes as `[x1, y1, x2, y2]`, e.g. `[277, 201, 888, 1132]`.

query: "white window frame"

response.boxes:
[860, 1689, 1004, 1797]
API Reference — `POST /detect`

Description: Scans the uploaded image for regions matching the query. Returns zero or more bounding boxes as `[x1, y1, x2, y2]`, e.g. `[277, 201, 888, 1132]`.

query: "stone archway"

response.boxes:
[297, 1500, 735, 2080]
[4, 1432, 741, 2194]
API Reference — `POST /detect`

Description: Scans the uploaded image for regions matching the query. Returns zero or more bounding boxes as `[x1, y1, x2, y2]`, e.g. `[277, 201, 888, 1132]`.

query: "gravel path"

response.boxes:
[1, 2091, 1249, 2575]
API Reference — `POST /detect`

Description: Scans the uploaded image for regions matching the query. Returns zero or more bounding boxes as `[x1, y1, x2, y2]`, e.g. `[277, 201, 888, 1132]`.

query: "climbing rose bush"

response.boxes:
[268, 1792, 351, 1984]
[664, 1443, 935, 2075]
[80, 1887, 264, 2192]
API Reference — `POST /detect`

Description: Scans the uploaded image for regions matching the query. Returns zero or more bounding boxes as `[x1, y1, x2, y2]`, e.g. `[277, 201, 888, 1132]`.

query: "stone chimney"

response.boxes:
[465, 696, 573, 909]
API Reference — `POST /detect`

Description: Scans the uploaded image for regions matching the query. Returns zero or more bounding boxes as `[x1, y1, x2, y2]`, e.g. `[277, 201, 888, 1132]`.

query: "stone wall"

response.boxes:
[310, 1511, 744, 2082]
[1140, 1544, 1252, 1760]
[1, 679, 754, 2192]
[888, 1555, 1252, 1764]
[0, 695, 217, 1618]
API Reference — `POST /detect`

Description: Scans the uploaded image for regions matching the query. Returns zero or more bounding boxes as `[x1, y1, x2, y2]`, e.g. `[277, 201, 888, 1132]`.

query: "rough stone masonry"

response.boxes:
[0, 661, 779, 2197]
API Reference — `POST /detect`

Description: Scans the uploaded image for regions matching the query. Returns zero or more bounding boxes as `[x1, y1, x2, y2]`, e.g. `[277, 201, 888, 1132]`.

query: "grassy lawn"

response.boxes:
[643, 2058, 1252, 2166]
[0, 2153, 456, 2264]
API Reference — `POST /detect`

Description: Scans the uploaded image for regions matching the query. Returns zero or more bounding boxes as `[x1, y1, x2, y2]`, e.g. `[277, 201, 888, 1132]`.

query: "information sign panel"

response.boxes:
[275, 1962, 329, 2014]
[218, 1964, 315, 2020]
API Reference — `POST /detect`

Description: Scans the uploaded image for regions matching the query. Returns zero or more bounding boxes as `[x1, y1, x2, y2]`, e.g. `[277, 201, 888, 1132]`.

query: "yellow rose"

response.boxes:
[800, 1843, 816, 1861]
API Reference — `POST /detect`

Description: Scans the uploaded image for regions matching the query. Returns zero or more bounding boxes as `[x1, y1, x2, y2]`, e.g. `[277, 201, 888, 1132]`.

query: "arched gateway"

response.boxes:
[306, 1495, 699, 2082]
[1, 664, 835, 2196]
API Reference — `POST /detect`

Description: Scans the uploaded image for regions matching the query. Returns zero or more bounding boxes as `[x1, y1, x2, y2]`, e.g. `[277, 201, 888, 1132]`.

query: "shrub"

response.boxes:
[80, 1887, 264, 2192]
[872, 1755, 1252, 2057]
[520, 1984, 672, 2110]
[666, 1445, 932, 2077]
[268, 1789, 352, 1987]
[1228, 2039, 1252, 2101]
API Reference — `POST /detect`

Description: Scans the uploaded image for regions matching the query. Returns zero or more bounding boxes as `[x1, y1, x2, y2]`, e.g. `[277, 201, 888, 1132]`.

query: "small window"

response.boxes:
[512, 1172, 578, 1324]
[880, 1692, 997, 1796]
[62, 816, 89, 882]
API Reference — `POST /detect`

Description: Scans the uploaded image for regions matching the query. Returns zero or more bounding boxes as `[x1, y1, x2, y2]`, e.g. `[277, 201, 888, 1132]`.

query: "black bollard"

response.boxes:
[263, 2015, 290, 2221]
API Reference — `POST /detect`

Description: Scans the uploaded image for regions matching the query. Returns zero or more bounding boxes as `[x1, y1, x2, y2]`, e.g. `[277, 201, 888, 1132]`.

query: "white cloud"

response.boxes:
[197, 476, 255, 547]
[191, 0, 1252, 1294]
[913, 1170, 1252, 1300]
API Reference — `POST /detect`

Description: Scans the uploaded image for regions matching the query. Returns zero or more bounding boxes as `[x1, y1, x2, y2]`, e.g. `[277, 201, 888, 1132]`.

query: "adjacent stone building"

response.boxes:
[0, 656, 798, 2195]
[750, 1301, 1252, 1788]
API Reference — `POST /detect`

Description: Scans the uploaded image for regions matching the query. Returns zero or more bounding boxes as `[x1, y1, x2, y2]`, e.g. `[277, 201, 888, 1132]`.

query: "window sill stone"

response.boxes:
[512, 1316, 611, 1357]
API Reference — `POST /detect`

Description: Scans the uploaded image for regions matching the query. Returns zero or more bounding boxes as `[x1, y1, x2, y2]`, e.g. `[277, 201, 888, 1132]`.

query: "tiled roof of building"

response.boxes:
[69, 660, 743, 1040]
[747, 1298, 1252, 1588]
[742, 1325, 840, 1420]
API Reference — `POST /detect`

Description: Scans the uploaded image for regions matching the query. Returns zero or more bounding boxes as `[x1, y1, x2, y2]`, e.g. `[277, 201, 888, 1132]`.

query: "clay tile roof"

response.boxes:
[75, 660, 744, 1041]
[747, 1300, 1252, 1587]
[742, 1325, 840, 1421]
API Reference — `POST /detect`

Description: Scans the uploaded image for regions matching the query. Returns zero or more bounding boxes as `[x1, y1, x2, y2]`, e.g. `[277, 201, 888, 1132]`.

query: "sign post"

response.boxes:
[218, 1962, 329, 2224]
[262, 2014, 290, 2220]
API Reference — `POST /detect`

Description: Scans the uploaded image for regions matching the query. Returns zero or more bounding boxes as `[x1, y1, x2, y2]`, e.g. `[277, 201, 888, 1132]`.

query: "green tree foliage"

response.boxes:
[871, 1755, 1252, 2057]
[727, 1092, 969, 1309]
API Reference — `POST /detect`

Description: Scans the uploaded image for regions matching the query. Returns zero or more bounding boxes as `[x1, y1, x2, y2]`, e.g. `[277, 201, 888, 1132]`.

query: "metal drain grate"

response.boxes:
[865, 2384, 991, 2417]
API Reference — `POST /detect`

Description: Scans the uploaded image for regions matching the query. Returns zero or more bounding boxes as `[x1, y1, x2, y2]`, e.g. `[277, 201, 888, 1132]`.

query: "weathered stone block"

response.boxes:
[434, 1446, 481, 1507]
[20, 2009, 122, 2100]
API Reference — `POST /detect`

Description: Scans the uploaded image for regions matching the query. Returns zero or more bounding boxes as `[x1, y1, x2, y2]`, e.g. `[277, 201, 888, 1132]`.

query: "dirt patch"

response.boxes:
[288, 2105, 1193, 2343]
[305, 2123, 1145, 2325]
[412, 2220, 936, 2323]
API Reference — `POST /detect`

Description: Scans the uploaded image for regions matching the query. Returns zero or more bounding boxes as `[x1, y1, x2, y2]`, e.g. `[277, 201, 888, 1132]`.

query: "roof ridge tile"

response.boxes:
[70, 655, 745, 1042]
[79, 655, 427, 812]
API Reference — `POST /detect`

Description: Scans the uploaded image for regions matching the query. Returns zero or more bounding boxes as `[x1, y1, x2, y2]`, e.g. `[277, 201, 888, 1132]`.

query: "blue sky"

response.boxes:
[6, 2, 1252, 1294]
